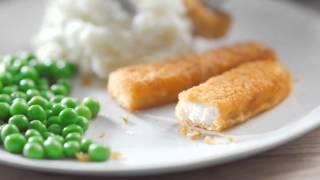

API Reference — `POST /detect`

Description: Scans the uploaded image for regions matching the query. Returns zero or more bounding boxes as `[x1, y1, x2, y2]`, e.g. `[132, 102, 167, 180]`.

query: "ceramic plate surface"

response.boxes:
[0, 0, 320, 176]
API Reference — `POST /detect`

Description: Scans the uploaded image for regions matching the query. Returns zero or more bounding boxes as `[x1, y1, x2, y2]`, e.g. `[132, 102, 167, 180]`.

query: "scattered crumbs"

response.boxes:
[75, 152, 90, 162]
[121, 114, 129, 124]
[179, 126, 188, 136]
[99, 132, 105, 138]
[111, 151, 123, 160]
[186, 130, 202, 140]
[80, 73, 94, 86]
[203, 136, 213, 144]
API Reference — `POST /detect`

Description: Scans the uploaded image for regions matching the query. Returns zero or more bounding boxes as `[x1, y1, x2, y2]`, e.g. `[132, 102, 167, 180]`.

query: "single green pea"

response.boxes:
[0, 94, 12, 104]
[50, 84, 67, 96]
[65, 132, 81, 142]
[57, 78, 71, 93]
[50, 95, 64, 103]
[44, 139, 64, 159]
[75, 105, 92, 119]
[39, 91, 53, 100]
[80, 138, 93, 152]
[61, 97, 78, 108]
[12, 98, 27, 104]
[33, 63, 47, 77]
[19, 79, 36, 92]
[25, 129, 42, 139]
[26, 89, 40, 100]
[2, 85, 18, 95]
[8, 115, 29, 131]
[76, 116, 89, 131]
[27, 105, 47, 121]
[82, 97, 100, 117]
[59, 108, 78, 126]
[47, 135, 64, 144]
[0, 102, 10, 120]
[27, 136, 44, 144]
[20, 66, 38, 81]
[1, 124, 19, 141]
[28, 96, 49, 109]
[62, 124, 83, 137]
[4, 133, 26, 153]
[10, 91, 27, 100]
[0, 73, 13, 86]
[23, 142, 44, 159]
[51, 103, 66, 116]
[37, 79, 49, 90]
[19, 52, 36, 61]
[47, 116, 61, 126]
[42, 131, 54, 139]
[2, 55, 15, 66]
[48, 124, 62, 135]
[29, 120, 47, 134]
[63, 140, 80, 157]
[10, 101, 28, 115]
[88, 144, 110, 161]
[56, 61, 74, 79]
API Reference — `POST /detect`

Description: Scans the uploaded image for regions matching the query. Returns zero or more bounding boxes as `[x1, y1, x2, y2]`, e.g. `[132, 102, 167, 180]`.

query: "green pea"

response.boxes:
[20, 66, 38, 81]
[80, 138, 93, 152]
[47, 135, 64, 143]
[2, 55, 15, 67]
[44, 139, 63, 159]
[51, 103, 66, 116]
[26, 89, 40, 100]
[27, 105, 47, 121]
[8, 115, 29, 131]
[19, 52, 36, 61]
[0, 94, 12, 104]
[10, 101, 28, 115]
[76, 116, 89, 131]
[1, 124, 19, 140]
[19, 79, 36, 92]
[63, 141, 80, 157]
[57, 78, 71, 93]
[59, 108, 77, 126]
[0, 102, 10, 120]
[61, 97, 78, 108]
[88, 144, 110, 161]
[48, 124, 62, 135]
[62, 124, 83, 137]
[65, 132, 81, 142]
[2, 85, 18, 94]
[37, 79, 49, 90]
[23, 142, 44, 159]
[29, 120, 47, 134]
[27, 136, 44, 144]
[0, 73, 13, 86]
[12, 98, 27, 104]
[40, 91, 53, 100]
[10, 91, 27, 100]
[42, 132, 55, 139]
[25, 129, 42, 139]
[4, 133, 26, 153]
[33, 63, 47, 77]
[51, 84, 67, 96]
[75, 105, 92, 119]
[28, 96, 49, 109]
[50, 95, 64, 103]
[47, 116, 61, 126]
[82, 97, 100, 117]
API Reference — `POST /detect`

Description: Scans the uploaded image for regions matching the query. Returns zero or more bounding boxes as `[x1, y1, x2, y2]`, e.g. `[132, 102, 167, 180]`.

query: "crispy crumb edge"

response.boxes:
[75, 152, 90, 162]
[111, 151, 123, 160]
[121, 114, 129, 124]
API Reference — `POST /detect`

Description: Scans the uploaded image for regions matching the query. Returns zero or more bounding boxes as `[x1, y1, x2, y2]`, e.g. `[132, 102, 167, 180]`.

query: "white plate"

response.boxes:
[1, 0, 320, 176]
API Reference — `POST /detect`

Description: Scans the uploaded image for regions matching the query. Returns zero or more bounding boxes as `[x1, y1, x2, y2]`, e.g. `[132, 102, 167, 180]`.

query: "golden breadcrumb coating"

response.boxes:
[177, 60, 292, 131]
[108, 42, 276, 111]
[183, 0, 231, 38]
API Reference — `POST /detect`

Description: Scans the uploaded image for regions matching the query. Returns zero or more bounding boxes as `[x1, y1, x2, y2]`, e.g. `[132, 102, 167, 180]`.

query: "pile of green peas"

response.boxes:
[0, 53, 110, 161]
